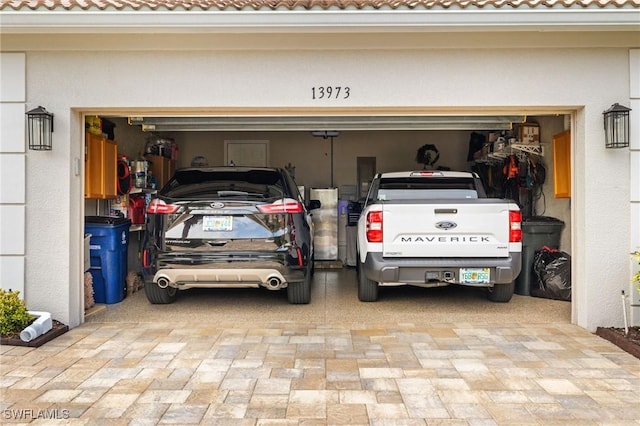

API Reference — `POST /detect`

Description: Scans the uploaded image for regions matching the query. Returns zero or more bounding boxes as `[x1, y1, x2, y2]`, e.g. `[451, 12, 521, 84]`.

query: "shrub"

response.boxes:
[0, 289, 33, 337]
[633, 251, 640, 294]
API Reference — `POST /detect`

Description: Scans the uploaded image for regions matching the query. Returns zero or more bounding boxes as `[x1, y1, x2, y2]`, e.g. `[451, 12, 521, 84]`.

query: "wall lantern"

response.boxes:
[26, 106, 54, 151]
[603, 103, 631, 149]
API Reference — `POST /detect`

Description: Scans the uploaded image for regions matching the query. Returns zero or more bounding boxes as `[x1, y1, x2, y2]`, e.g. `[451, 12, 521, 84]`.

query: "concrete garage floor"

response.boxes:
[86, 267, 572, 325]
[3, 268, 640, 424]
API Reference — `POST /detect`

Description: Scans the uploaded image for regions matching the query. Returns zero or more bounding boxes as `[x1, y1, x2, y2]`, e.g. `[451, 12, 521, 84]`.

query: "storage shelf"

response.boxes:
[476, 141, 544, 165]
[512, 143, 544, 156]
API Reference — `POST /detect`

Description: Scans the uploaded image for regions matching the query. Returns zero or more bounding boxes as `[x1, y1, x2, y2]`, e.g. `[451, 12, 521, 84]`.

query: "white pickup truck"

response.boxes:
[356, 170, 522, 302]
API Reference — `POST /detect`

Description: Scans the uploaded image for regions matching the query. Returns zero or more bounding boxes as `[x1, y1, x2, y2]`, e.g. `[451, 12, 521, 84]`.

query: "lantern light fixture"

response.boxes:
[26, 106, 54, 151]
[603, 103, 631, 149]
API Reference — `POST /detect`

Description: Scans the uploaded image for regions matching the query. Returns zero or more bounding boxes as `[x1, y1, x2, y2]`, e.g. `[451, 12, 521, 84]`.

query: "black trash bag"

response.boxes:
[532, 246, 571, 301]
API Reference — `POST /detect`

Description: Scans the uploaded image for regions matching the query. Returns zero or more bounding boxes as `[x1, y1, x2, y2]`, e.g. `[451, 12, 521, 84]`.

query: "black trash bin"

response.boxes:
[515, 216, 565, 296]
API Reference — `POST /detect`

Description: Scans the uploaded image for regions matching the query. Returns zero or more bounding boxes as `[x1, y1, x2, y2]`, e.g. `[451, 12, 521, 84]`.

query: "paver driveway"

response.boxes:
[2, 268, 639, 424]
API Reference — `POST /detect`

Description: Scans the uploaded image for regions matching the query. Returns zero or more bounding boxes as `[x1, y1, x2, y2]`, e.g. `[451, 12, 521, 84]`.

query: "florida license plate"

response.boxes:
[460, 268, 490, 284]
[203, 216, 233, 231]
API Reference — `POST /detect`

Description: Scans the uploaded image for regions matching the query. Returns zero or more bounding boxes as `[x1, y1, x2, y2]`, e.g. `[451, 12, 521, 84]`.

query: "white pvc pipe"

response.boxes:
[621, 291, 629, 335]
[19, 311, 52, 342]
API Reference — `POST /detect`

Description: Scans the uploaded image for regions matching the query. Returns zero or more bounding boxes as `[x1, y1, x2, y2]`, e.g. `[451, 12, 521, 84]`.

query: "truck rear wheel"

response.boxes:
[144, 282, 178, 304]
[487, 281, 514, 303]
[358, 260, 379, 302]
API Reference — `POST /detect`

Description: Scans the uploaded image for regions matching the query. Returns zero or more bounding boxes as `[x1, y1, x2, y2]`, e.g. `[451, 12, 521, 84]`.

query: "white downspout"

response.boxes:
[19, 311, 52, 342]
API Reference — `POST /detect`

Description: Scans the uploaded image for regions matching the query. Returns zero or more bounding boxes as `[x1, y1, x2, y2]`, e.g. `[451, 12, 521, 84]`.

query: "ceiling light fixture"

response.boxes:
[310, 130, 340, 139]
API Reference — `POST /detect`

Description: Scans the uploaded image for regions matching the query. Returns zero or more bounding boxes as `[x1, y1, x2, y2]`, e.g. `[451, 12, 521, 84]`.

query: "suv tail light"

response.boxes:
[257, 198, 303, 214]
[147, 199, 179, 214]
[509, 210, 522, 242]
[142, 248, 151, 268]
[366, 211, 383, 243]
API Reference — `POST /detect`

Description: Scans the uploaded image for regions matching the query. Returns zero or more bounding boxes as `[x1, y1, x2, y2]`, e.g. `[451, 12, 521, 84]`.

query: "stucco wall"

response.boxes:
[9, 46, 634, 330]
[128, 129, 474, 187]
[629, 49, 640, 326]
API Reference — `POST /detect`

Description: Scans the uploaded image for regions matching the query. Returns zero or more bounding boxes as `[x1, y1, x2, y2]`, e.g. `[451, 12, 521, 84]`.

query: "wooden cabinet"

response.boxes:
[145, 155, 176, 189]
[85, 132, 117, 199]
[552, 130, 571, 198]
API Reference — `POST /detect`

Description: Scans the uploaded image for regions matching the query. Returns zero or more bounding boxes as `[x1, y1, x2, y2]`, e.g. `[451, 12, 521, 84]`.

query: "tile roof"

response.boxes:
[1, 0, 638, 10]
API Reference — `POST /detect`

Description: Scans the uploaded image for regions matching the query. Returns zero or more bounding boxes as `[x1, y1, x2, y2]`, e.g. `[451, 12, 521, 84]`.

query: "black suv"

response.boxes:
[141, 167, 320, 304]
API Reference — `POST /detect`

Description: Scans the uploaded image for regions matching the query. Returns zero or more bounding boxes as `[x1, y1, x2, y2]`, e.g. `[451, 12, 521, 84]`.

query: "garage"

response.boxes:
[1, 1, 638, 333]
[78, 110, 571, 309]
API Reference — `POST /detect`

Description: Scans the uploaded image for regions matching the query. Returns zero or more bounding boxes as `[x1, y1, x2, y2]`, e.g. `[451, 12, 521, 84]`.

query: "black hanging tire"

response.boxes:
[358, 260, 379, 302]
[288, 266, 311, 304]
[487, 281, 515, 303]
[144, 282, 178, 304]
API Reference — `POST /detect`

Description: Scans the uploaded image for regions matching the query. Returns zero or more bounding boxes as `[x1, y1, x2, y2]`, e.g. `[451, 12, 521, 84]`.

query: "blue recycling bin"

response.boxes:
[84, 216, 131, 304]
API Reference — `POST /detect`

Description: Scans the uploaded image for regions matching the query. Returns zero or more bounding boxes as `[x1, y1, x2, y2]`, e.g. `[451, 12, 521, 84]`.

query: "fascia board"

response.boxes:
[0, 9, 639, 34]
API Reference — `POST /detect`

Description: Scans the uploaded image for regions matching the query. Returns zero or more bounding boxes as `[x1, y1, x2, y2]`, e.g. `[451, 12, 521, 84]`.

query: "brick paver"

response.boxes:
[2, 270, 639, 424]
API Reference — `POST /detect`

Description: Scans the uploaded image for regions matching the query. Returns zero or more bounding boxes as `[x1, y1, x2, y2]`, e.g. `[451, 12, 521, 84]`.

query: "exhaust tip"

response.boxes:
[266, 276, 282, 290]
[157, 277, 170, 289]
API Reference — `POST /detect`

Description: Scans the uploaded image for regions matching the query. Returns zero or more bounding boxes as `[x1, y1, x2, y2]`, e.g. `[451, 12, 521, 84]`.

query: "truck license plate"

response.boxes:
[460, 268, 490, 284]
[203, 216, 233, 231]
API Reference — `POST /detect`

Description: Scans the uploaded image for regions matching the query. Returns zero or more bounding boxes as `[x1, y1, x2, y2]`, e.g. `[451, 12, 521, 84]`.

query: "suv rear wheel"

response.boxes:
[287, 264, 312, 304]
[145, 282, 178, 304]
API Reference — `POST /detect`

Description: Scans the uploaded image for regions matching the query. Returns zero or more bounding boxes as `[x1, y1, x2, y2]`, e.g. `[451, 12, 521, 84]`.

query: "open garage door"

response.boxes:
[83, 110, 572, 319]
[127, 114, 524, 132]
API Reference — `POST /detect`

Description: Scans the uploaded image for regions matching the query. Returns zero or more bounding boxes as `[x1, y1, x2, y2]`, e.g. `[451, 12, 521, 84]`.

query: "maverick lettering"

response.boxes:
[400, 236, 490, 243]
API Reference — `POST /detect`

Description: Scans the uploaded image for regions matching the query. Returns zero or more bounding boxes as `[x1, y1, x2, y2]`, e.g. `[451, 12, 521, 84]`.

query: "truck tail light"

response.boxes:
[509, 210, 522, 242]
[257, 198, 303, 214]
[147, 199, 179, 214]
[410, 171, 443, 177]
[366, 211, 383, 243]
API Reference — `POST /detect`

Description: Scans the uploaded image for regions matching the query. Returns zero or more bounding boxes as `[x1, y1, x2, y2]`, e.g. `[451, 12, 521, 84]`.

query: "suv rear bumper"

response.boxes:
[151, 267, 305, 290]
[362, 252, 522, 286]
[143, 250, 307, 290]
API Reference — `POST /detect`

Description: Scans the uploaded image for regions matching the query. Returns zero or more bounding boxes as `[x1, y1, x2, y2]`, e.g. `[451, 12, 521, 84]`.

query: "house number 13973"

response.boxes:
[312, 86, 350, 100]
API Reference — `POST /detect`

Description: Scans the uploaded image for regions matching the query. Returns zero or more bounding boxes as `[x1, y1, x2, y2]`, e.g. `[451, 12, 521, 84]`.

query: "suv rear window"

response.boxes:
[161, 169, 286, 200]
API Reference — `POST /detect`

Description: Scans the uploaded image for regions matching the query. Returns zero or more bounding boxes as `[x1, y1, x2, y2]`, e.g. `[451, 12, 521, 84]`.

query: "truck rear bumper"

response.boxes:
[362, 252, 522, 286]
